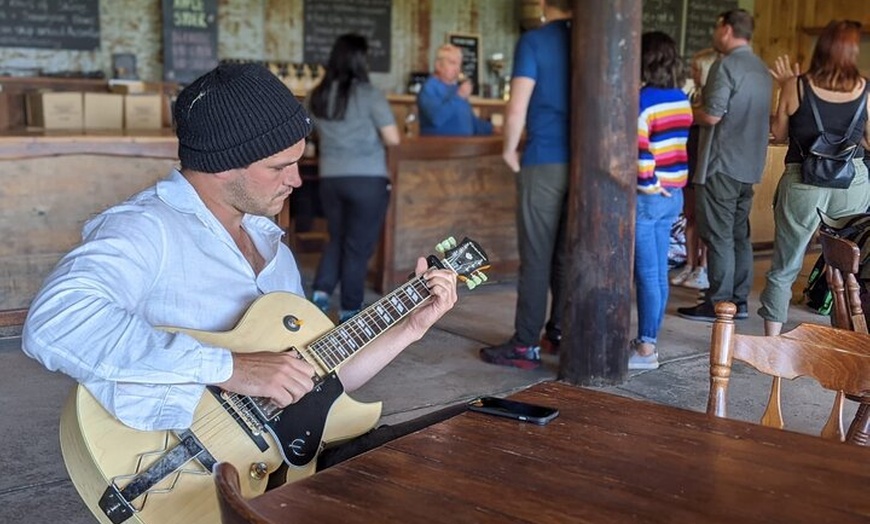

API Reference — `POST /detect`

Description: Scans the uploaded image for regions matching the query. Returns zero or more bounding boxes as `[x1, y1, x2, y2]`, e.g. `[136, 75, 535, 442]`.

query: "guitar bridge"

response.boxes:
[208, 387, 270, 452]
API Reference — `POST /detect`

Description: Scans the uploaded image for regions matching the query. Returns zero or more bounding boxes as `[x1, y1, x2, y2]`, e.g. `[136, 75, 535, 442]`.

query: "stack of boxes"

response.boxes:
[25, 83, 165, 130]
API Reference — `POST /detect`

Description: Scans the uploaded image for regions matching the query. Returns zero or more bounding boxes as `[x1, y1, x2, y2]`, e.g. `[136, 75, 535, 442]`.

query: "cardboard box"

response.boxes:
[108, 80, 147, 94]
[84, 93, 124, 129]
[25, 92, 83, 129]
[124, 94, 163, 129]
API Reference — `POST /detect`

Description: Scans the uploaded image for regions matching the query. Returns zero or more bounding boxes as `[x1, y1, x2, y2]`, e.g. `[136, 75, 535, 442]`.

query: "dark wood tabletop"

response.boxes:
[249, 381, 870, 523]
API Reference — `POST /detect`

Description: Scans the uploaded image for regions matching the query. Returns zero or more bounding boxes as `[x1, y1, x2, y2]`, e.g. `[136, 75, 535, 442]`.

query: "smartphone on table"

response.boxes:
[468, 396, 559, 426]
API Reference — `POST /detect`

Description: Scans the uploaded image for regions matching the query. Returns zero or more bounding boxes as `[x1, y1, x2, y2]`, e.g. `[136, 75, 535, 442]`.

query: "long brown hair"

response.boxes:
[807, 20, 863, 92]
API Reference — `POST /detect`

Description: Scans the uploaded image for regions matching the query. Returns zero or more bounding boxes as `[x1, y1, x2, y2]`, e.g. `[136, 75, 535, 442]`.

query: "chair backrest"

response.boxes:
[707, 302, 870, 439]
[820, 230, 868, 334]
[213, 462, 273, 524]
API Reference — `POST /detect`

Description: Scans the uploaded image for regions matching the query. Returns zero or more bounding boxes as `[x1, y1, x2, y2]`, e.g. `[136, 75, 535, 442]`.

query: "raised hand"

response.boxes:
[769, 54, 800, 86]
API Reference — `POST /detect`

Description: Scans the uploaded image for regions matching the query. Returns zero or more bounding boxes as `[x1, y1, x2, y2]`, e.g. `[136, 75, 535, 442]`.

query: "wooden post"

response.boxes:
[559, 1, 640, 385]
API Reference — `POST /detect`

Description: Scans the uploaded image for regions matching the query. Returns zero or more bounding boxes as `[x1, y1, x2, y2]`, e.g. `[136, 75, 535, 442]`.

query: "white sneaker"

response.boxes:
[682, 267, 709, 289]
[628, 350, 659, 370]
[670, 266, 692, 286]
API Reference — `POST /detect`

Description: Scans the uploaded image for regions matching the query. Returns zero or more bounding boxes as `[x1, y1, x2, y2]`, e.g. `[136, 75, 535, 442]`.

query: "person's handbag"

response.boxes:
[798, 77, 867, 189]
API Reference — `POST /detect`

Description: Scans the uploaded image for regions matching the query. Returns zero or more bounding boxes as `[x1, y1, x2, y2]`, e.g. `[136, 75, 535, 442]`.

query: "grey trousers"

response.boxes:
[512, 163, 569, 346]
[696, 171, 755, 304]
[758, 161, 870, 323]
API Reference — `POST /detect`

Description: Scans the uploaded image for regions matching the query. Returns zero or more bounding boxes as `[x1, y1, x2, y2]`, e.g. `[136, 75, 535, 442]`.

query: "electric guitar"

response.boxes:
[60, 237, 489, 524]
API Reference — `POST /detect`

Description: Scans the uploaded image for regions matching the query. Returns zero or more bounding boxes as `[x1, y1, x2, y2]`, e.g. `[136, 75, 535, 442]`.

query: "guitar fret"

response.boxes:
[308, 277, 433, 373]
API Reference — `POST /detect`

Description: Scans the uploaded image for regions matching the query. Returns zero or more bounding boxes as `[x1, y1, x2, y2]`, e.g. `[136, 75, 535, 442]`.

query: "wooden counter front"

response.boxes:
[0, 131, 178, 315]
[751, 144, 786, 249]
[378, 136, 517, 292]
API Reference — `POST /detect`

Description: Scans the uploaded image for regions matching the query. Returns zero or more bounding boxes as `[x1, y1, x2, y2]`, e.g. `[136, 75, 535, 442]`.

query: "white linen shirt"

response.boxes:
[22, 169, 305, 431]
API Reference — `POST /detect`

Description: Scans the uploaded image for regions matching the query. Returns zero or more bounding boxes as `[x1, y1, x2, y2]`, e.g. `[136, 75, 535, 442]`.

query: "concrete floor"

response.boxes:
[0, 253, 858, 523]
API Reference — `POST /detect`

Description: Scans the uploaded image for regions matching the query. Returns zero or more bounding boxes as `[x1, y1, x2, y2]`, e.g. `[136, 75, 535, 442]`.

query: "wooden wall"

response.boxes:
[753, 0, 870, 70]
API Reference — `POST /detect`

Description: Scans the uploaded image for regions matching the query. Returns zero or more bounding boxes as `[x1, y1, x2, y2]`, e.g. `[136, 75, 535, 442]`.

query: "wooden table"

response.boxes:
[250, 381, 870, 523]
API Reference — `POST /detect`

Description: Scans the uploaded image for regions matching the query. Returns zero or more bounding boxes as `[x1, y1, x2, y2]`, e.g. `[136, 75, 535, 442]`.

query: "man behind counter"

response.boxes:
[417, 43, 495, 136]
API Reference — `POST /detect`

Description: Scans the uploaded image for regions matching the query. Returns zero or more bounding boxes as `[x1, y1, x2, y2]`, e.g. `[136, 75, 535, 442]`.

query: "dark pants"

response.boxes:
[696, 172, 754, 304]
[313, 176, 390, 311]
[513, 163, 569, 346]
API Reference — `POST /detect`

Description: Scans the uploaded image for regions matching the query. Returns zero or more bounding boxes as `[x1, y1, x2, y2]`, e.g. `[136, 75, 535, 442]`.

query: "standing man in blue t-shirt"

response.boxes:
[417, 43, 494, 136]
[480, 0, 572, 369]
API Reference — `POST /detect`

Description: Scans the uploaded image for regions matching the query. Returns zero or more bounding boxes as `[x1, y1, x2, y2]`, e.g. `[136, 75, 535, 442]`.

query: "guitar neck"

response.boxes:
[308, 275, 433, 371]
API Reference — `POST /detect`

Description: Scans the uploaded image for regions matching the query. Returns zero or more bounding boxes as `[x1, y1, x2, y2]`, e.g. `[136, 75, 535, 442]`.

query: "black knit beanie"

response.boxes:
[174, 62, 312, 173]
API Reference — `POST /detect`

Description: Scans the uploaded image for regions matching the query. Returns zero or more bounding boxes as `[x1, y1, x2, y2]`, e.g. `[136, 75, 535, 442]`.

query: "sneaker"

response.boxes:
[734, 302, 749, 320]
[681, 267, 709, 289]
[479, 342, 541, 370]
[311, 291, 330, 314]
[670, 265, 693, 286]
[628, 350, 659, 370]
[677, 301, 717, 322]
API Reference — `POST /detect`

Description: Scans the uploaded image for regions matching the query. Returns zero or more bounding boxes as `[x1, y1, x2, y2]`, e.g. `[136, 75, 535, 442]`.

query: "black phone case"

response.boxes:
[468, 396, 559, 425]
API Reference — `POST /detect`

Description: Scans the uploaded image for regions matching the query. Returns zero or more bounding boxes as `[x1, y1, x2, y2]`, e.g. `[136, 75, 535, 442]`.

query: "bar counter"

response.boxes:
[0, 131, 785, 321]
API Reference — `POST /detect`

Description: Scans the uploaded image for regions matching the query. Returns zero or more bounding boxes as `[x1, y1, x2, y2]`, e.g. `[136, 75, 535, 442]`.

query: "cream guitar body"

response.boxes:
[60, 294, 381, 524]
[58, 237, 489, 524]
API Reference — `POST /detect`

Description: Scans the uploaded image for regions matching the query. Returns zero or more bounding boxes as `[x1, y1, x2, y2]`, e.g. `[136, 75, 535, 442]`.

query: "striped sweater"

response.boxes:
[638, 87, 693, 193]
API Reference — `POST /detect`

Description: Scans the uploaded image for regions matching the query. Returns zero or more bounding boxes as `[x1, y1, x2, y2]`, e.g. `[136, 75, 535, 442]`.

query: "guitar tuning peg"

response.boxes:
[447, 236, 457, 247]
[435, 240, 447, 253]
[475, 271, 488, 283]
[465, 279, 477, 290]
[471, 274, 483, 286]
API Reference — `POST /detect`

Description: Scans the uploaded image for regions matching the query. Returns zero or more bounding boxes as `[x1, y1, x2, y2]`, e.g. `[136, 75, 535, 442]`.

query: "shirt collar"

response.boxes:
[155, 169, 284, 240]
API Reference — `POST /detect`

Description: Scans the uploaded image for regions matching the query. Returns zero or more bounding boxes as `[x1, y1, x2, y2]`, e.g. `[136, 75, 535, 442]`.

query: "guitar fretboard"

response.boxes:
[309, 276, 432, 370]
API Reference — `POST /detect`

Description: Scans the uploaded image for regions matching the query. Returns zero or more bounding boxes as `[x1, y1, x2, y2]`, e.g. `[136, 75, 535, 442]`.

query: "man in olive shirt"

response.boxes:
[678, 9, 773, 322]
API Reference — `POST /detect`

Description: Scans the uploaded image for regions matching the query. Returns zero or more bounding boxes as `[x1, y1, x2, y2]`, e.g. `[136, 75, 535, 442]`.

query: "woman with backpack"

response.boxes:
[758, 20, 870, 337]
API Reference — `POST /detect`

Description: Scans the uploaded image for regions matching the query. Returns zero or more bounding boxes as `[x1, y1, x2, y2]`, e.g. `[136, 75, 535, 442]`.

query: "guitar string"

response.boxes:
[310, 277, 430, 369]
[320, 278, 431, 367]
[186, 277, 434, 447]
[311, 279, 423, 367]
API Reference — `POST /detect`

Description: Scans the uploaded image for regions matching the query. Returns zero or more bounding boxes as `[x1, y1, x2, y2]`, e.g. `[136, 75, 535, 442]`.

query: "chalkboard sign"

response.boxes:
[448, 33, 481, 96]
[684, 0, 737, 59]
[162, 0, 219, 84]
[0, 0, 100, 51]
[641, 0, 740, 58]
[303, 0, 392, 73]
[642, 0, 683, 47]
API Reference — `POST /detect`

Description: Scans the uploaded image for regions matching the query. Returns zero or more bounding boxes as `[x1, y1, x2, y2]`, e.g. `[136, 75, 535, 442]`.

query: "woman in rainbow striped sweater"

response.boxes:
[631, 31, 694, 370]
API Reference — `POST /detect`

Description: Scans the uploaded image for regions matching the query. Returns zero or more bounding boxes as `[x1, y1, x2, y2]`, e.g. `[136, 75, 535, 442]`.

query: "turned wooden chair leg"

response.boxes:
[845, 397, 870, 446]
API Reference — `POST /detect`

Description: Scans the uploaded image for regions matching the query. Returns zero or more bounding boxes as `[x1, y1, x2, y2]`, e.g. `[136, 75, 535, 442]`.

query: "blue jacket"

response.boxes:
[416, 76, 493, 136]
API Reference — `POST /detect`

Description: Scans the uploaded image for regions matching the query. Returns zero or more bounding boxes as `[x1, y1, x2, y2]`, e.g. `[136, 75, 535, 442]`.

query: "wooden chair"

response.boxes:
[707, 302, 870, 442]
[213, 462, 273, 524]
[819, 230, 870, 445]
[820, 230, 868, 333]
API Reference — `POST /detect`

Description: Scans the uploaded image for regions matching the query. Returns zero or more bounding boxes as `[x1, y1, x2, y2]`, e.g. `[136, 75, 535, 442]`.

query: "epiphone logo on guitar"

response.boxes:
[287, 438, 308, 457]
[60, 237, 489, 524]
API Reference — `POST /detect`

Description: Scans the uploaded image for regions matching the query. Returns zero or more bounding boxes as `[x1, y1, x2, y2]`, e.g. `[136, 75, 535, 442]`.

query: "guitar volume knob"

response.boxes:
[250, 462, 268, 480]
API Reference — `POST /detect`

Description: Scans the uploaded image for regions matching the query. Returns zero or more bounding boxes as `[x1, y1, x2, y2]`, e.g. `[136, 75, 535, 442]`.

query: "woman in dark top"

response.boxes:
[758, 20, 870, 336]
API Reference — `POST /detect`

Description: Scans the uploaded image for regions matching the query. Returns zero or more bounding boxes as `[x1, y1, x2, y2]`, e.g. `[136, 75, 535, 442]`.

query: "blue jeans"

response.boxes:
[635, 189, 683, 345]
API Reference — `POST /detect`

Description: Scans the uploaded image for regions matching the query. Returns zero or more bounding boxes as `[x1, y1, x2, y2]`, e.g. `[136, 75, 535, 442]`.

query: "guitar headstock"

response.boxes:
[434, 236, 491, 290]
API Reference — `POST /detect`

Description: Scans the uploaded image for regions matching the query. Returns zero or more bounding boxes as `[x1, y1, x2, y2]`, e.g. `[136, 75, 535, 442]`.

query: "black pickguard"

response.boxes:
[264, 371, 344, 468]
